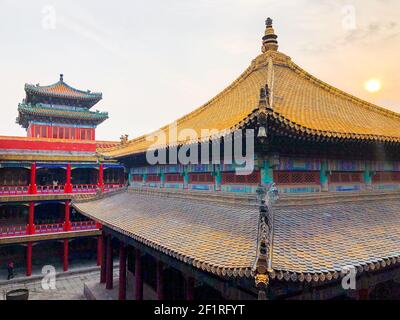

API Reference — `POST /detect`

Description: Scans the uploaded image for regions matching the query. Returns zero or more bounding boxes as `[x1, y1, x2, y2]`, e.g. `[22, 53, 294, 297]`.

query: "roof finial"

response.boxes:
[60, 74, 64, 82]
[262, 18, 278, 52]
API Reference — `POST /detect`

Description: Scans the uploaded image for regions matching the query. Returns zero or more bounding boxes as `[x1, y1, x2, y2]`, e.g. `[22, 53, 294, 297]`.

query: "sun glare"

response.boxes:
[365, 79, 382, 93]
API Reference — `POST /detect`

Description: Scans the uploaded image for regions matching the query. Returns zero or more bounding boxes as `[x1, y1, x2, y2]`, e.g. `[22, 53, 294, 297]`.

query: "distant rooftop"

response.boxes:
[25, 74, 102, 109]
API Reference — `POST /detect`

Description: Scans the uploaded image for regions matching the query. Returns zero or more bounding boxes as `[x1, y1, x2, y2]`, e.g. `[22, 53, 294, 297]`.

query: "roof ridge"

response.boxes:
[269, 109, 400, 142]
[25, 81, 102, 97]
[18, 103, 108, 118]
[19, 102, 108, 114]
[287, 60, 400, 120]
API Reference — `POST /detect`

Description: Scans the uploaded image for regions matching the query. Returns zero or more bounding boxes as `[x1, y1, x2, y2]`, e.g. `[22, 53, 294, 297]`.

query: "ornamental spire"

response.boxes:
[60, 74, 64, 82]
[262, 18, 278, 52]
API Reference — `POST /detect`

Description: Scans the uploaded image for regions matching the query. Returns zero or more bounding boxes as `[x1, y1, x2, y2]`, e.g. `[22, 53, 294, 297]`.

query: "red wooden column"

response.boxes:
[118, 243, 127, 300]
[98, 164, 104, 192]
[106, 236, 113, 290]
[135, 248, 143, 300]
[29, 162, 37, 194]
[65, 164, 73, 193]
[358, 289, 370, 300]
[64, 200, 72, 231]
[100, 234, 107, 284]
[185, 276, 195, 300]
[28, 202, 35, 234]
[63, 239, 69, 272]
[156, 260, 164, 300]
[97, 236, 102, 266]
[26, 243, 32, 276]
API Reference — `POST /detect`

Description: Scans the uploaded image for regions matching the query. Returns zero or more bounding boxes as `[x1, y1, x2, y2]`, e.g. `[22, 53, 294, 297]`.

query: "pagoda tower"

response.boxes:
[16, 74, 108, 140]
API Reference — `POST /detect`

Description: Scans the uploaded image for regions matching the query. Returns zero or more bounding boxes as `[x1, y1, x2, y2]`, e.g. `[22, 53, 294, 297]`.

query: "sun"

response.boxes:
[365, 79, 382, 93]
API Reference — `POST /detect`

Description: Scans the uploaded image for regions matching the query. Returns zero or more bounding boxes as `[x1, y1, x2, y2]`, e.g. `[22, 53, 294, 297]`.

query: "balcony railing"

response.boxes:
[0, 225, 27, 238]
[0, 183, 125, 196]
[0, 186, 29, 196]
[0, 221, 99, 238]
[72, 184, 98, 193]
[37, 185, 65, 194]
[71, 220, 97, 231]
[35, 223, 65, 234]
[104, 183, 125, 192]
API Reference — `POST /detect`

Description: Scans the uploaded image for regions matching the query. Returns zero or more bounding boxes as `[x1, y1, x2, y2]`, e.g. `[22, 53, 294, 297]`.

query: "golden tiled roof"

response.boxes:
[96, 140, 121, 149]
[25, 76, 102, 101]
[73, 188, 400, 282]
[74, 189, 259, 277]
[101, 21, 400, 158]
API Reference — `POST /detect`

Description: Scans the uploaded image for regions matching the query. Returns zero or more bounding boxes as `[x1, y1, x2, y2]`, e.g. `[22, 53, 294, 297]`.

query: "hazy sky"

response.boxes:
[0, 0, 399, 141]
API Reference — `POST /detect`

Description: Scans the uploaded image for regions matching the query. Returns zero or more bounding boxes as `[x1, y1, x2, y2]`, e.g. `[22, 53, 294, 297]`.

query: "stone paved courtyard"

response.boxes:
[0, 268, 118, 300]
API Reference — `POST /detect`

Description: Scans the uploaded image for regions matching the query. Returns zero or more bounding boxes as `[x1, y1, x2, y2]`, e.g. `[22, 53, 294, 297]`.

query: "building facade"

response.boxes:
[0, 76, 125, 278]
[74, 19, 400, 300]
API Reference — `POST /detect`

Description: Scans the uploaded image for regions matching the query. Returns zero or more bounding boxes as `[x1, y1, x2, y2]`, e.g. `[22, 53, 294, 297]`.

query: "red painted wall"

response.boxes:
[0, 137, 97, 152]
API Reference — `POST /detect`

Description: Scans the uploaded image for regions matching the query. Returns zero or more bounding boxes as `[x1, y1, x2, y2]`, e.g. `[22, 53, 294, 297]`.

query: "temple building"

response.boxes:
[73, 19, 400, 300]
[0, 76, 125, 278]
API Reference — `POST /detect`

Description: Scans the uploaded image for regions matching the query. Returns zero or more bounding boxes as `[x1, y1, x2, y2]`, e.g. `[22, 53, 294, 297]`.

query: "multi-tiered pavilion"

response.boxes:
[0, 76, 125, 277]
[74, 19, 400, 300]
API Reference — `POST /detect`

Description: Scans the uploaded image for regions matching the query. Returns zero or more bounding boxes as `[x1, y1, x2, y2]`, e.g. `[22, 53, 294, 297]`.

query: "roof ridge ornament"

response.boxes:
[262, 17, 279, 52]
[266, 57, 274, 108]
[60, 74, 64, 82]
[257, 82, 272, 112]
[254, 183, 279, 300]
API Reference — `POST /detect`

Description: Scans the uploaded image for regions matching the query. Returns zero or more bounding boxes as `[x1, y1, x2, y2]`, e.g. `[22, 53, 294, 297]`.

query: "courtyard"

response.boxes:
[0, 266, 118, 300]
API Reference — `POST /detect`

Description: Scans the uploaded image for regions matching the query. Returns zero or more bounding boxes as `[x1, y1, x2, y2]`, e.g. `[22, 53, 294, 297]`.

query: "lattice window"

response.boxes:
[274, 171, 320, 185]
[222, 171, 260, 185]
[131, 175, 143, 182]
[165, 174, 184, 183]
[329, 172, 363, 183]
[147, 174, 160, 182]
[41, 126, 47, 138]
[373, 172, 400, 183]
[0, 169, 29, 186]
[189, 173, 214, 184]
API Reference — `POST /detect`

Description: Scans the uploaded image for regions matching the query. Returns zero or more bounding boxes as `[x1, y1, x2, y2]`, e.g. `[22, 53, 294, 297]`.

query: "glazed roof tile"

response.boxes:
[25, 80, 102, 101]
[73, 188, 400, 281]
[17, 103, 108, 124]
[101, 49, 400, 158]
